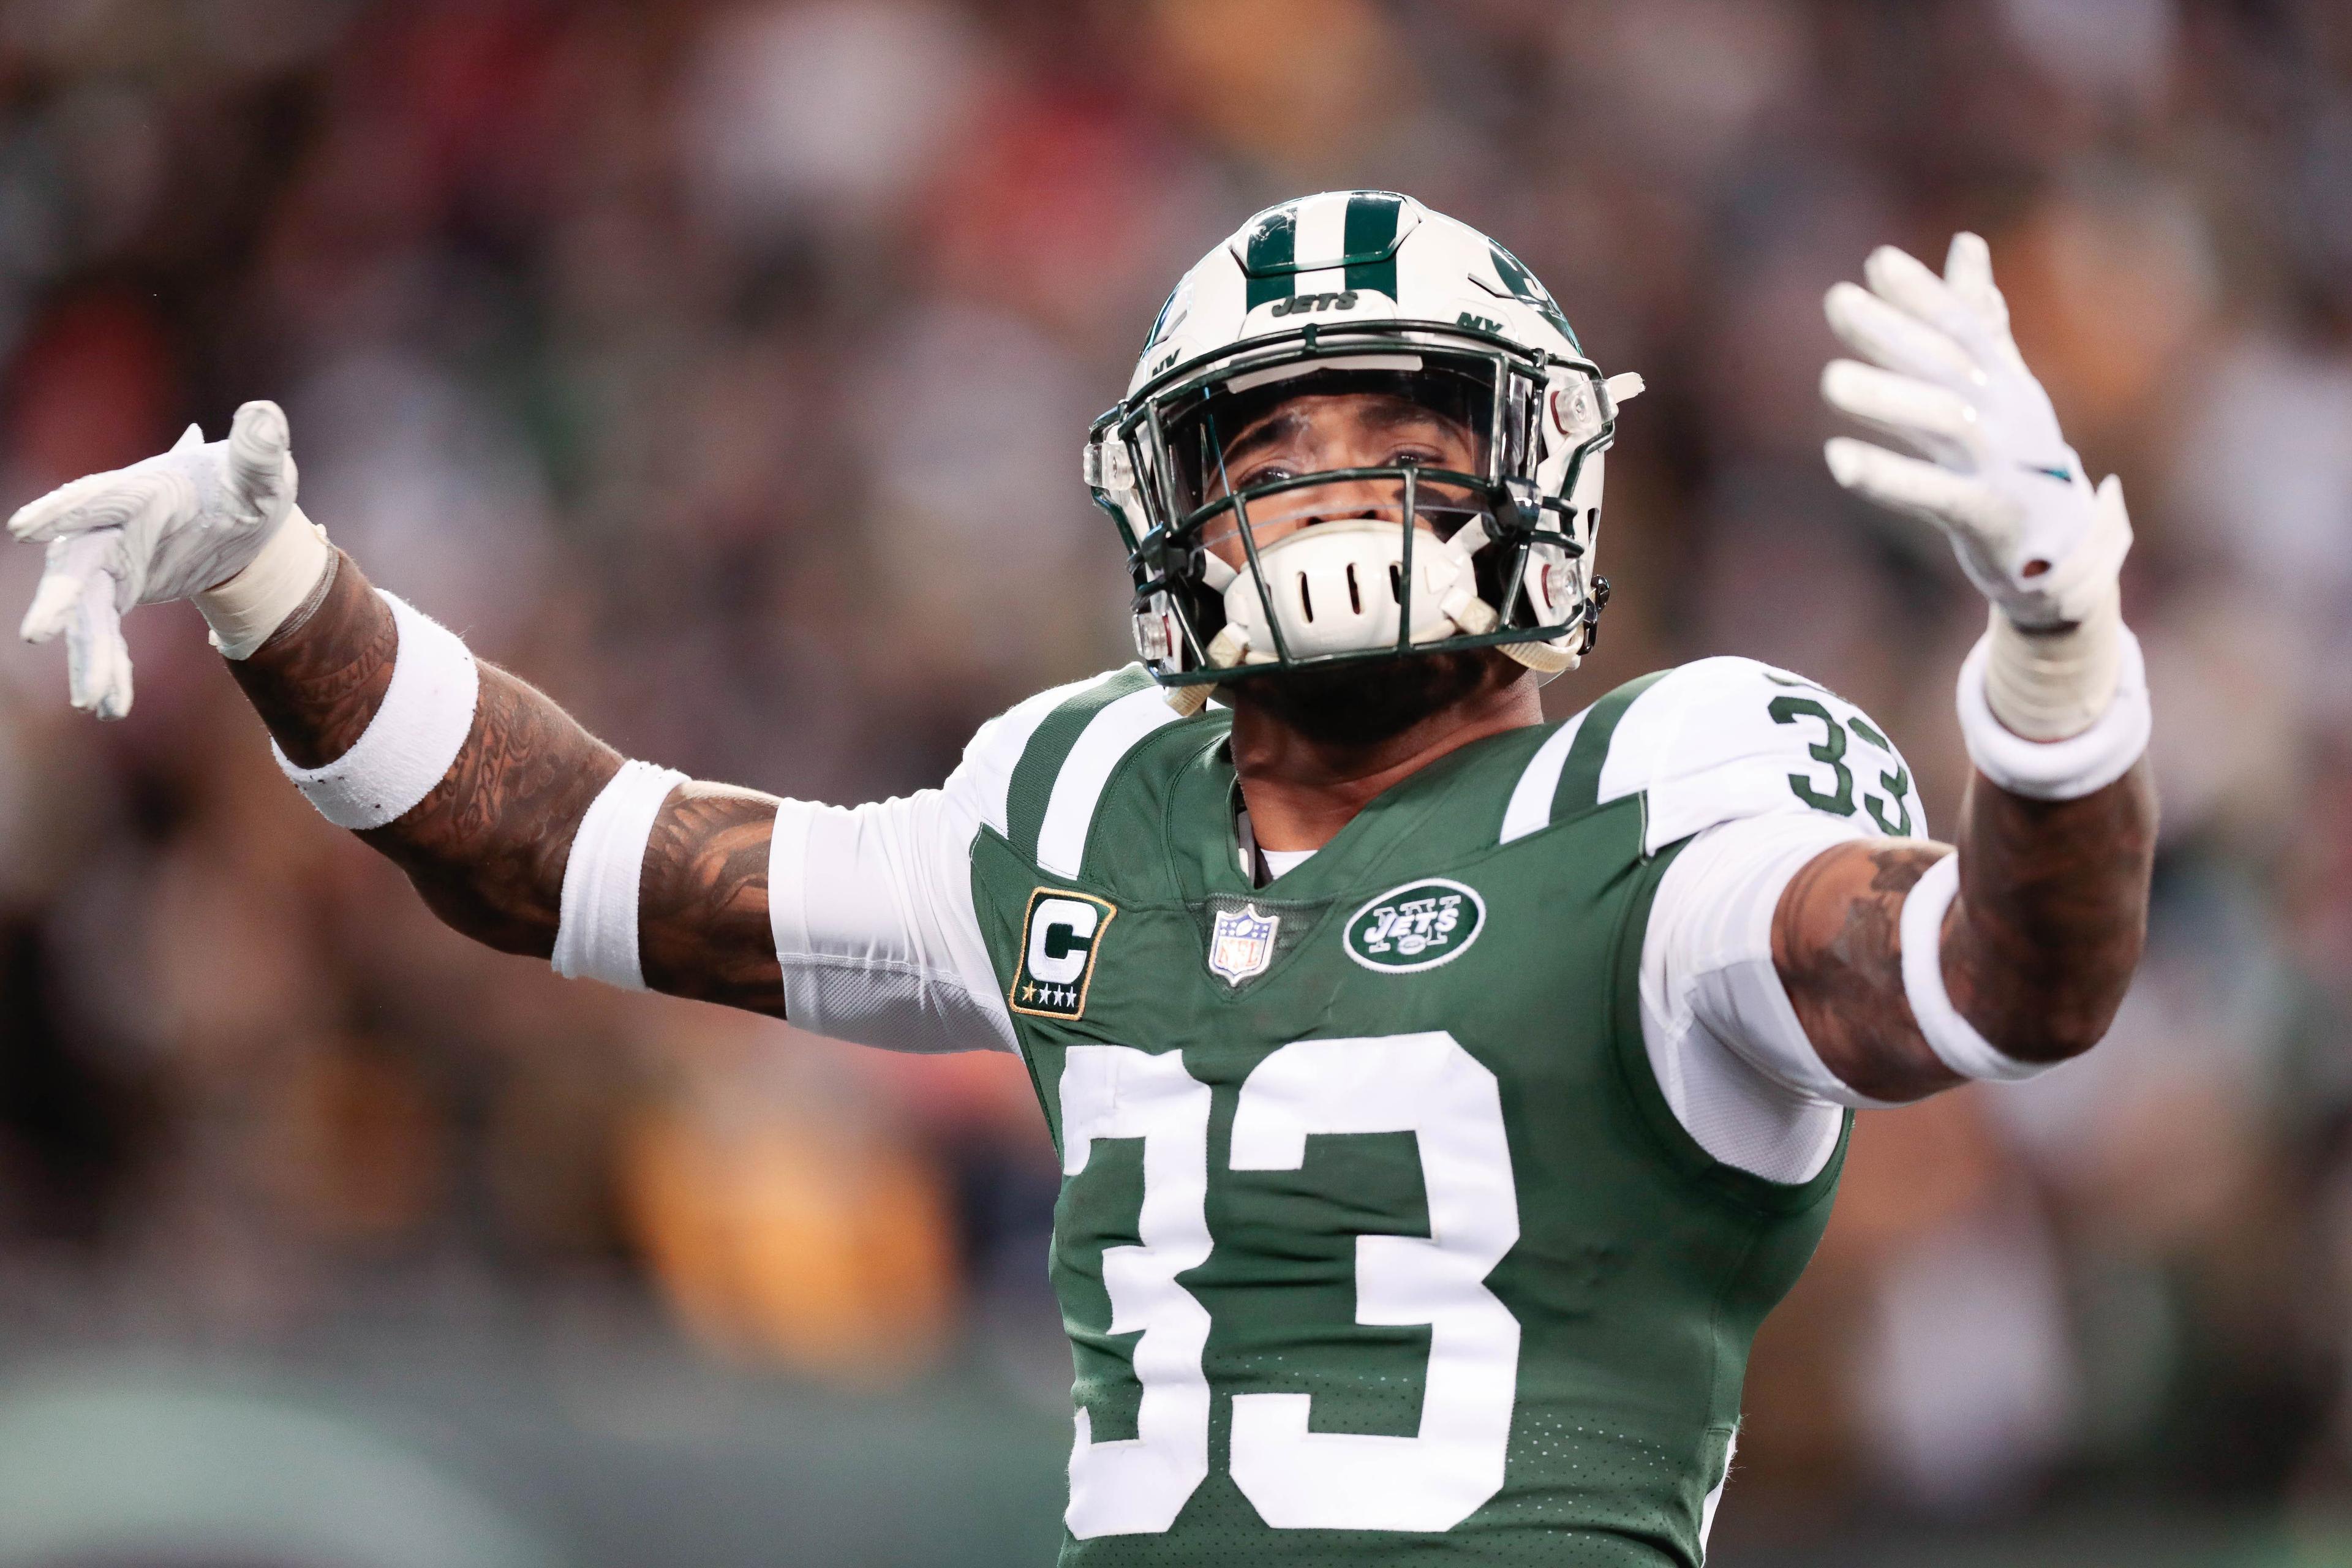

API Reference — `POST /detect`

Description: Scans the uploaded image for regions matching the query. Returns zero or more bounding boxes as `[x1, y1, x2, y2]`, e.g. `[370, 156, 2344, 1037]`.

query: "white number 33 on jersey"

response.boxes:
[1057, 1031, 1521, 1537]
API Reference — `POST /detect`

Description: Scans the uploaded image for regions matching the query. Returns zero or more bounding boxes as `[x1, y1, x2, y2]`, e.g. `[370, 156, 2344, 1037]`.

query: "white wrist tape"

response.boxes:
[1899, 854, 2051, 1084]
[1984, 582, 2123, 740]
[196, 505, 334, 659]
[551, 760, 689, 990]
[273, 591, 479, 829]
[1958, 619, 2149, 801]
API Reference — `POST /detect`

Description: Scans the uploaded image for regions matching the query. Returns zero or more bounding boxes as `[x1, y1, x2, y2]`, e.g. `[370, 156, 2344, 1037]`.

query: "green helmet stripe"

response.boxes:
[1549, 669, 1667, 821]
[1004, 667, 1158, 862]
[1341, 190, 1403, 300]
[1143, 282, 1183, 350]
[1242, 203, 1298, 311]
[1488, 239, 1580, 352]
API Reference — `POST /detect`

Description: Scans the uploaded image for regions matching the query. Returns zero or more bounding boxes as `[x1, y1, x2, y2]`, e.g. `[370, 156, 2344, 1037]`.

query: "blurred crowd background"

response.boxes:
[0, 0, 2347, 1563]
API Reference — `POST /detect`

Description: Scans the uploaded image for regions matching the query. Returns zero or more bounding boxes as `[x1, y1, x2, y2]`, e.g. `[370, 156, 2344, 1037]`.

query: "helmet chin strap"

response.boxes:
[1501, 636, 1576, 677]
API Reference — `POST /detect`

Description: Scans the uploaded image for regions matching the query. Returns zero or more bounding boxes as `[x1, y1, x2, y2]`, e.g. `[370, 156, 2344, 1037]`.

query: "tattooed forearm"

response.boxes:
[236, 552, 790, 1001]
[225, 554, 787, 1011]
[230, 549, 398, 766]
[1774, 761, 2157, 1102]
[1940, 761, 2157, 1061]
[357, 665, 624, 956]
[227, 549, 622, 956]
[639, 782, 785, 1014]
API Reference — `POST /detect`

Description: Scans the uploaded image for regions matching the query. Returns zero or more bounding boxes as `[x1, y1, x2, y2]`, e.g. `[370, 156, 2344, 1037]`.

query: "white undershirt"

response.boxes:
[1259, 846, 1317, 880]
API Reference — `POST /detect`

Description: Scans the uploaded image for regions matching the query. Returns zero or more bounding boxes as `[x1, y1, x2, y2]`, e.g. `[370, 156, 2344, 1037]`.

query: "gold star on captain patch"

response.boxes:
[1022, 982, 1037, 1001]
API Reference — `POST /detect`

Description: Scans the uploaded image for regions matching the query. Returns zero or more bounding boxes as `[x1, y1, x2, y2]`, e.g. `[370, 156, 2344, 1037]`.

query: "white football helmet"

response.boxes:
[1085, 190, 1639, 709]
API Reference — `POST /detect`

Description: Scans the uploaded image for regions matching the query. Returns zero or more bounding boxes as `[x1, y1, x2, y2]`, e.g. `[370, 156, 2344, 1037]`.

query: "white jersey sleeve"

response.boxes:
[765, 673, 1109, 1054]
[1591, 658, 1926, 1182]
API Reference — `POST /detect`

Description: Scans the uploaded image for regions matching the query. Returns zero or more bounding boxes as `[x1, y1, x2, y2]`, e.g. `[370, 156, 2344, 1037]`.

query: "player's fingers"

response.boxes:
[1825, 437, 2020, 549]
[1864, 244, 1993, 350]
[227, 400, 293, 514]
[1821, 360, 1986, 462]
[62, 570, 133, 718]
[20, 530, 121, 643]
[19, 560, 85, 644]
[1942, 232, 2009, 331]
[7, 470, 137, 542]
[1824, 282, 1979, 386]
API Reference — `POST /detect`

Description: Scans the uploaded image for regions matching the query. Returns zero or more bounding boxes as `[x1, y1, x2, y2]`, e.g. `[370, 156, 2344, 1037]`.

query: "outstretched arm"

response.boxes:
[10, 402, 786, 1016]
[1773, 232, 2158, 1101]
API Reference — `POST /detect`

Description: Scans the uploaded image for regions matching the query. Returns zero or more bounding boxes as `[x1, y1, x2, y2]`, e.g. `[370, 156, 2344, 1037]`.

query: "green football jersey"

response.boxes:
[966, 657, 1920, 1566]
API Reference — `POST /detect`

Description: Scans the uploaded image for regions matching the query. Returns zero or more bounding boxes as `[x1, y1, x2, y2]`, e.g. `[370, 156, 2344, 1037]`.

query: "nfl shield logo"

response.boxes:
[1208, 903, 1281, 987]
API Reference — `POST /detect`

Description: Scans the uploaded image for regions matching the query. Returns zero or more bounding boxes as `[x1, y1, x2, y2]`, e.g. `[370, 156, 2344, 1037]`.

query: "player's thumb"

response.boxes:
[226, 400, 297, 520]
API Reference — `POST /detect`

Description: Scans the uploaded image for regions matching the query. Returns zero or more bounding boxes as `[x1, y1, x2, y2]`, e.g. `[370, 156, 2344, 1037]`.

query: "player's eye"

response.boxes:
[1233, 463, 1298, 489]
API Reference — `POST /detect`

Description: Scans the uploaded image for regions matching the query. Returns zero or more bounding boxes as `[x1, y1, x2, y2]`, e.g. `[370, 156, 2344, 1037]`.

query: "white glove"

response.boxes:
[1821, 233, 2132, 738]
[1820, 233, 2131, 627]
[9, 399, 323, 719]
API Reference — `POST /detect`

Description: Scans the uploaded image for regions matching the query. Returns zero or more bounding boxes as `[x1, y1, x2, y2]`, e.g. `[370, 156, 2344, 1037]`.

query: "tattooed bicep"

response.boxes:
[638, 783, 786, 1015]
[1771, 837, 1964, 1103]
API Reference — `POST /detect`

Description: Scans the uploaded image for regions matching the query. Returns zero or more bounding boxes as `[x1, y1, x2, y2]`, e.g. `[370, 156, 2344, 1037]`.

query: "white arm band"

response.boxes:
[273, 591, 480, 829]
[1898, 853, 2055, 1083]
[1957, 619, 2149, 801]
[551, 760, 690, 990]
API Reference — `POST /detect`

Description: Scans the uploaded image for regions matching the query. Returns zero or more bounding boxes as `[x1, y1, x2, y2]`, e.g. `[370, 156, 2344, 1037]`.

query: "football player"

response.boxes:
[10, 192, 2153, 1566]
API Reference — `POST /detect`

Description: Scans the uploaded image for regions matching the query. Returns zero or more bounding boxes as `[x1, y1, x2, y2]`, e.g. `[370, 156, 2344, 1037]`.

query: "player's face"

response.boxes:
[1199, 391, 1483, 569]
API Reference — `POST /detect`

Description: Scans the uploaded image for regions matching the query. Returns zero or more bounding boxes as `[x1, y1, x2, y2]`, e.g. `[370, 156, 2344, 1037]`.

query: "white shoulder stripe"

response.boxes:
[1036, 686, 1183, 876]
[1499, 709, 1590, 843]
[957, 673, 1107, 838]
[1596, 665, 1698, 807]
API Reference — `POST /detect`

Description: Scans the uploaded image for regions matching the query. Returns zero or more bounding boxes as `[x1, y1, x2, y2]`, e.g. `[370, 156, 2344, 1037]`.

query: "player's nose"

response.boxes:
[1290, 473, 1403, 530]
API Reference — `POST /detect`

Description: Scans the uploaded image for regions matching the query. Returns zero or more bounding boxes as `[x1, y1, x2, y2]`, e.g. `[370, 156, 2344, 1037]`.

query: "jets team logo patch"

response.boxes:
[1207, 903, 1281, 987]
[1343, 878, 1486, 973]
[1011, 889, 1116, 1020]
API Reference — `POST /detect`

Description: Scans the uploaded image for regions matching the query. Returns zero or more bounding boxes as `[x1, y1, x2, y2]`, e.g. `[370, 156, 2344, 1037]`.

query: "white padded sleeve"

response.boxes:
[764, 677, 1098, 1055]
[1640, 813, 1896, 1183]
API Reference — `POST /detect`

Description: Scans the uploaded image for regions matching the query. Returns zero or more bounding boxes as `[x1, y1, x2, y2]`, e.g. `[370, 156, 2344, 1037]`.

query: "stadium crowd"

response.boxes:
[0, 0, 2346, 1554]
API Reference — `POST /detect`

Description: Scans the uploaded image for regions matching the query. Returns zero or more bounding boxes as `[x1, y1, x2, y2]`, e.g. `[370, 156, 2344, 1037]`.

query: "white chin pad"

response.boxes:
[1219, 519, 1484, 661]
